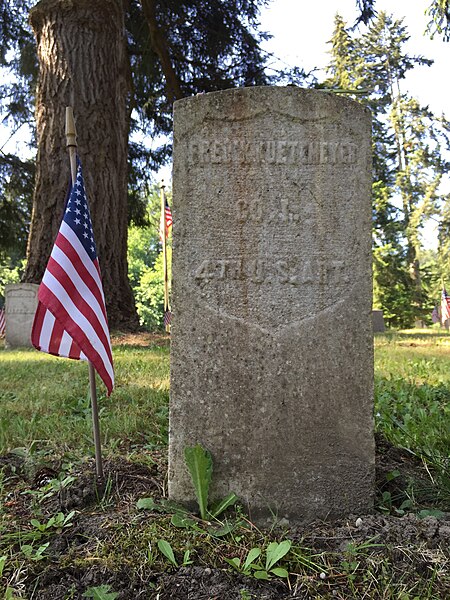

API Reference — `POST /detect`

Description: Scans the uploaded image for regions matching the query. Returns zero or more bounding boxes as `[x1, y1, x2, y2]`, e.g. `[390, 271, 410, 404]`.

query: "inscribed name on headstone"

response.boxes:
[5, 283, 39, 348]
[169, 87, 374, 522]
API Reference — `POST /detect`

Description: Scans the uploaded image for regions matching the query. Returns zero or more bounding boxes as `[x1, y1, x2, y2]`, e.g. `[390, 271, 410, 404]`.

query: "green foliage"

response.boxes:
[127, 186, 172, 331]
[226, 540, 292, 579]
[0, 555, 6, 577]
[184, 445, 213, 521]
[425, 0, 450, 40]
[21, 542, 49, 561]
[82, 585, 118, 600]
[184, 444, 238, 521]
[375, 332, 450, 506]
[157, 539, 178, 566]
[30, 511, 75, 534]
[156, 539, 193, 568]
[0, 257, 25, 305]
[326, 11, 450, 325]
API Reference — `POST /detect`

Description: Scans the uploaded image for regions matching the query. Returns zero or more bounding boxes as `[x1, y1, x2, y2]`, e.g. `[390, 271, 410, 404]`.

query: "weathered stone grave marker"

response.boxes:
[372, 309, 385, 332]
[169, 87, 374, 522]
[5, 283, 39, 348]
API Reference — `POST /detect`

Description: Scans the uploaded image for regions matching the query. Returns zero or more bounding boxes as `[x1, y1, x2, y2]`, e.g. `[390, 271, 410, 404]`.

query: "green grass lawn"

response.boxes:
[0, 331, 449, 599]
[0, 335, 170, 460]
[374, 330, 450, 508]
[1, 330, 449, 482]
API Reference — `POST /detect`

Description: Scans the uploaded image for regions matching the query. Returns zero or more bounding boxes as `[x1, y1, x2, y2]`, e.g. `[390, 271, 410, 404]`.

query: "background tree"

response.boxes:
[1, 0, 277, 329]
[325, 11, 450, 326]
[127, 186, 171, 330]
[1, 0, 449, 328]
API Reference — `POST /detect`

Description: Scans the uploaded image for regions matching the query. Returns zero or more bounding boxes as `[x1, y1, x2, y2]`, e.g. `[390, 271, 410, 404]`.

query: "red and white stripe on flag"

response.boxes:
[159, 198, 173, 240]
[0, 308, 5, 337]
[31, 160, 114, 395]
[441, 288, 450, 324]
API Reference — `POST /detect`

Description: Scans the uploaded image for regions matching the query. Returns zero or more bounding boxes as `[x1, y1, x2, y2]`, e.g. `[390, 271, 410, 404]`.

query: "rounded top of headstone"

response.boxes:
[172, 85, 372, 334]
[174, 85, 371, 119]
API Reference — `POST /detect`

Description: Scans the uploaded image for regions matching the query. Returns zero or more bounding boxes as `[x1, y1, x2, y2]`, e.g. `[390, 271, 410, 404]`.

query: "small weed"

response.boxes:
[157, 539, 194, 568]
[184, 444, 238, 520]
[31, 511, 75, 534]
[23, 474, 76, 503]
[96, 474, 114, 509]
[21, 542, 50, 561]
[226, 540, 292, 580]
[82, 585, 118, 599]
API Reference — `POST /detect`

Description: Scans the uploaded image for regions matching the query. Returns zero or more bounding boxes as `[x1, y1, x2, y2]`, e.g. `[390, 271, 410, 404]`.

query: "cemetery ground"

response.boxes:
[0, 332, 449, 599]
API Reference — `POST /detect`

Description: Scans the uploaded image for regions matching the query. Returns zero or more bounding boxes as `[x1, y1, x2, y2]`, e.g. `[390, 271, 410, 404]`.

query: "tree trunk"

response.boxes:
[25, 0, 139, 330]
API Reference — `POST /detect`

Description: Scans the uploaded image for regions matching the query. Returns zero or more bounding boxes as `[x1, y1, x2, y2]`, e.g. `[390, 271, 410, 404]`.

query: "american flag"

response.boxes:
[0, 308, 5, 337]
[159, 198, 173, 240]
[31, 160, 114, 395]
[163, 309, 172, 327]
[441, 288, 450, 325]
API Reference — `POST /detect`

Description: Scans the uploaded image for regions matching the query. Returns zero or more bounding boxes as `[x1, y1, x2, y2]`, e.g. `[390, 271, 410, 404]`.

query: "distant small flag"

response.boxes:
[164, 310, 172, 328]
[160, 198, 173, 241]
[0, 308, 5, 337]
[441, 288, 450, 324]
[31, 159, 114, 395]
[432, 305, 439, 323]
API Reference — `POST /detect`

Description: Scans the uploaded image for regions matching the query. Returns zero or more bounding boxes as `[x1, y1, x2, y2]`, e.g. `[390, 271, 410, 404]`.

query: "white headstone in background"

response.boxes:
[5, 283, 39, 348]
[372, 310, 385, 332]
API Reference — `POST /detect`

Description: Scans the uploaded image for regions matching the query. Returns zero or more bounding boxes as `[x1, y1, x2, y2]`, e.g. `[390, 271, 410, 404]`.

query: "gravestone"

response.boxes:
[5, 283, 39, 348]
[169, 87, 374, 522]
[372, 309, 385, 332]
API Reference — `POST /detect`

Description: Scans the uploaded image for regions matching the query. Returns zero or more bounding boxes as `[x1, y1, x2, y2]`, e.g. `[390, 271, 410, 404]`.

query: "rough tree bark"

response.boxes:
[25, 0, 139, 330]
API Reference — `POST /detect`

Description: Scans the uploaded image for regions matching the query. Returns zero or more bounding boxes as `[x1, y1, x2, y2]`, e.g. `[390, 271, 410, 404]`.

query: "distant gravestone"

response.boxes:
[372, 310, 385, 332]
[169, 87, 374, 522]
[5, 283, 39, 348]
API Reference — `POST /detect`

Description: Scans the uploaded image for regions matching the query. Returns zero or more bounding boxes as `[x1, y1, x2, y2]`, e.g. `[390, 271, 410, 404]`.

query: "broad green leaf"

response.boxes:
[21, 545, 33, 557]
[30, 519, 44, 531]
[206, 522, 236, 537]
[254, 570, 270, 580]
[270, 567, 289, 578]
[210, 492, 238, 518]
[243, 548, 262, 571]
[159, 499, 189, 514]
[265, 540, 292, 571]
[224, 557, 241, 570]
[418, 509, 445, 519]
[137, 497, 157, 510]
[82, 585, 119, 599]
[171, 513, 196, 528]
[184, 444, 212, 520]
[157, 539, 178, 566]
[386, 469, 401, 481]
[64, 510, 76, 525]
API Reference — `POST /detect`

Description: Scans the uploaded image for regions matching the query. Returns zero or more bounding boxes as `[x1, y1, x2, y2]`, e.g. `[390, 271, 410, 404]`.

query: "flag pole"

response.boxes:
[160, 182, 170, 333]
[65, 107, 104, 480]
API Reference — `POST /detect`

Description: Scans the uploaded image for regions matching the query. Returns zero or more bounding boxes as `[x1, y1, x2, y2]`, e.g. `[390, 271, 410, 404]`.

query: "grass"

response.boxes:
[0, 330, 449, 598]
[374, 330, 450, 508]
[0, 337, 170, 459]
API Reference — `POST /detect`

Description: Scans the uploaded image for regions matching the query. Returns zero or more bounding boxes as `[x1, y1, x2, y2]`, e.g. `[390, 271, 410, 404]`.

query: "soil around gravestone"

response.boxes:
[1, 434, 449, 599]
